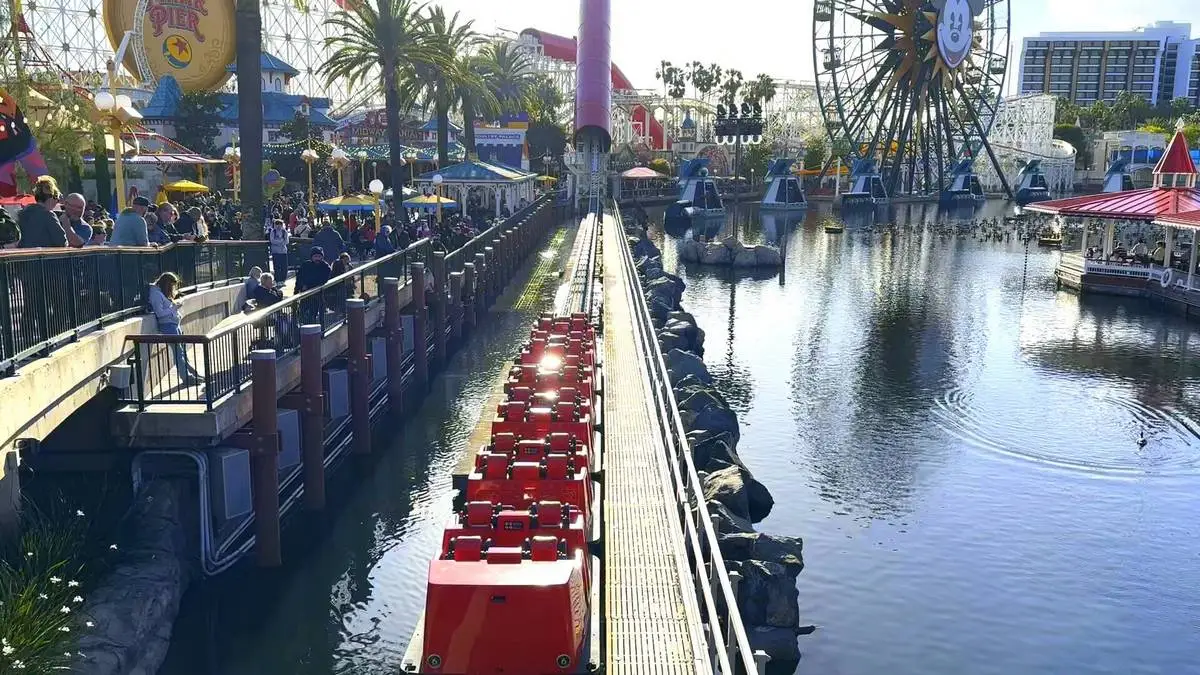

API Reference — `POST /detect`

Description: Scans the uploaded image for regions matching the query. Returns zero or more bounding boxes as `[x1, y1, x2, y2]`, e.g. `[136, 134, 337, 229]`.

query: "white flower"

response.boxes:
[64, 651, 72, 657]
[85, 621, 94, 628]
[2, 644, 13, 655]
[58, 626, 70, 633]
[108, 544, 118, 551]
[37, 593, 48, 600]
[67, 580, 80, 588]
[50, 576, 62, 584]
[25, 551, 33, 557]
[72, 596, 83, 604]
[12, 659, 25, 669]
[59, 606, 71, 614]
[75, 510, 85, 517]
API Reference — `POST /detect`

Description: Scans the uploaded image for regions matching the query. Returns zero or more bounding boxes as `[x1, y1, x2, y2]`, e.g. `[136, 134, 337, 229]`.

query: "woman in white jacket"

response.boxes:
[148, 272, 201, 386]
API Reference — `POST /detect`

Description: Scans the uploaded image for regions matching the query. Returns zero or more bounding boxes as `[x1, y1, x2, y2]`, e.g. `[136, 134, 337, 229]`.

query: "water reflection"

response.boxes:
[648, 199, 1200, 675]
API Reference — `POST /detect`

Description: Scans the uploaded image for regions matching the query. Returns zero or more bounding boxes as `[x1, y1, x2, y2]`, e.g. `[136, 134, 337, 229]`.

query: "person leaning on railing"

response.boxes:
[17, 176, 67, 248]
[109, 196, 153, 247]
[148, 272, 201, 387]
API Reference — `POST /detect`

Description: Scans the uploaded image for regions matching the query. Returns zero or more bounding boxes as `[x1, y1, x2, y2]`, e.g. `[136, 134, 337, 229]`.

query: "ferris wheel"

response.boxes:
[813, 0, 1011, 197]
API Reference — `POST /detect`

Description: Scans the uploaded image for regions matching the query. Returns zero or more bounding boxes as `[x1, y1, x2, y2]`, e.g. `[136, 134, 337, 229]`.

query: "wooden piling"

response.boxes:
[299, 324, 325, 510]
[347, 298, 371, 455]
[382, 277, 405, 413]
[249, 349, 281, 567]
[462, 263, 477, 332]
[410, 262, 428, 390]
[449, 271, 464, 343]
[473, 252, 488, 311]
[483, 246, 496, 302]
[430, 252, 447, 368]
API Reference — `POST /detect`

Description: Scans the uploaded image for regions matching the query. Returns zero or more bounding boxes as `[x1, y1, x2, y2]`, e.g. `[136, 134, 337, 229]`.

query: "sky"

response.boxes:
[431, 0, 1200, 93]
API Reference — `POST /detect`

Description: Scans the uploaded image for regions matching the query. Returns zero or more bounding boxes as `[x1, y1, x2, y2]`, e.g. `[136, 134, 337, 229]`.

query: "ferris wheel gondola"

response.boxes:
[813, 0, 1012, 200]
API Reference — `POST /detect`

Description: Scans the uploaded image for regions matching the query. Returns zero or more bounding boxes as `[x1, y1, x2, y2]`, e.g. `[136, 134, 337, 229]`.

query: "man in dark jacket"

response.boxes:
[295, 246, 332, 292]
[18, 192, 67, 248]
[312, 223, 345, 259]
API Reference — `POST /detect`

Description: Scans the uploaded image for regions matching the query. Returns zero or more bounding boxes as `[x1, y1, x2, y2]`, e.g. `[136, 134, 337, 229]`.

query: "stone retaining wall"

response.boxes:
[625, 222, 808, 666]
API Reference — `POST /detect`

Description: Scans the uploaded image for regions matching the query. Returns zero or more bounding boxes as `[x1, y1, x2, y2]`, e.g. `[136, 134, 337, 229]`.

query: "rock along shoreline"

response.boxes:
[625, 221, 807, 666]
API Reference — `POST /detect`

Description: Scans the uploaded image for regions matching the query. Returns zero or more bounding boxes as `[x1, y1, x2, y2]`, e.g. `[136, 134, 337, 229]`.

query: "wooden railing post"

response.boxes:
[410, 262, 428, 391]
[448, 271, 464, 343]
[483, 245, 497, 302]
[430, 252, 447, 369]
[496, 233, 509, 284]
[347, 298, 371, 455]
[462, 263, 477, 332]
[473, 252, 488, 313]
[382, 277, 405, 413]
[299, 324, 325, 510]
[250, 349, 281, 567]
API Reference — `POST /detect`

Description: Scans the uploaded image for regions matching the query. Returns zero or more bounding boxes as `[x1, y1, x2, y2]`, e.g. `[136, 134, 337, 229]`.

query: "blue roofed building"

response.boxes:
[140, 52, 335, 150]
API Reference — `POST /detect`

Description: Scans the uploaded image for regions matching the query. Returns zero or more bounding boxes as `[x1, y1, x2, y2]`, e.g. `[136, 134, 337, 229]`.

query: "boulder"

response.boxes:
[701, 464, 772, 523]
[701, 243, 731, 265]
[729, 559, 800, 629]
[646, 276, 683, 308]
[76, 480, 191, 675]
[663, 318, 703, 354]
[683, 392, 741, 443]
[754, 245, 783, 267]
[637, 255, 665, 280]
[732, 249, 759, 267]
[677, 239, 704, 263]
[686, 429, 744, 471]
[631, 236, 658, 260]
[657, 329, 687, 354]
[703, 465, 751, 518]
[746, 625, 802, 666]
[666, 348, 712, 386]
[668, 310, 697, 325]
[707, 499, 755, 535]
[718, 532, 804, 575]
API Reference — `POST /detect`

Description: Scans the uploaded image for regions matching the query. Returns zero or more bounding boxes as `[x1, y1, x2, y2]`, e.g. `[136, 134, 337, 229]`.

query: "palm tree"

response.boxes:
[453, 50, 498, 160]
[455, 42, 532, 157]
[320, 0, 436, 201]
[403, 6, 481, 166]
[234, 0, 264, 237]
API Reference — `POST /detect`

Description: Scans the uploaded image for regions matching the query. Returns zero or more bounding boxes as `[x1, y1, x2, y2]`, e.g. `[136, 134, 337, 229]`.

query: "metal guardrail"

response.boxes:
[0, 240, 268, 375]
[122, 238, 432, 409]
[609, 203, 766, 675]
[122, 196, 556, 410]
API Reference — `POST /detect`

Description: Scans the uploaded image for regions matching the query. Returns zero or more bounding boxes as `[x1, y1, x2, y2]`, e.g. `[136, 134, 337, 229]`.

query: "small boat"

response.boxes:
[823, 219, 845, 234]
[1037, 232, 1063, 248]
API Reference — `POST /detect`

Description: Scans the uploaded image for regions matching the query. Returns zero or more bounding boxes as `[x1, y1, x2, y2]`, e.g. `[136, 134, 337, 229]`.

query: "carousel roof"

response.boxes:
[1025, 187, 1200, 220]
[1028, 129, 1200, 220]
[1152, 209, 1200, 230]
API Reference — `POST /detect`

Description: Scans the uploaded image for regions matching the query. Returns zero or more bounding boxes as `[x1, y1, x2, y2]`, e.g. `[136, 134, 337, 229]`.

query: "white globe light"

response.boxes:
[93, 91, 115, 112]
[357, 150, 368, 159]
[432, 174, 444, 185]
[223, 146, 237, 159]
[369, 179, 384, 195]
[114, 94, 132, 111]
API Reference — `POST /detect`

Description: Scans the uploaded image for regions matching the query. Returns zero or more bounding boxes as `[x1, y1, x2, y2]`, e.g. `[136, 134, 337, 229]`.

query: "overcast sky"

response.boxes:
[432, 0, 1200, 93]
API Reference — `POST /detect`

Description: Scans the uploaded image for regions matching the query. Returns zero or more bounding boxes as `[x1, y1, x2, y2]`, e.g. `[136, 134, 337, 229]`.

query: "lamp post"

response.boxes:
[223, 145, 242, 203]
[404, 150, 418, 188]
[356, 150, 368, 190]
[432, 173, 444, 225]
[329, 147, 349, 195]
[301, 147, 319, 216]
[94, 59, 141, 213]
[369, 178, 384, 230]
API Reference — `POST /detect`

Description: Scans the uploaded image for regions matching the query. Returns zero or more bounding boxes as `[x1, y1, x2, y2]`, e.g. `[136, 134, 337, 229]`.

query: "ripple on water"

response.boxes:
[930, 382, 1200, 477]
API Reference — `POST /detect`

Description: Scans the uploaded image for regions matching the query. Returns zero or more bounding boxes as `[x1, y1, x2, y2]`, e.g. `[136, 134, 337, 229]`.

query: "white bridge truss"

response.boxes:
[977, 94, 1076, 195]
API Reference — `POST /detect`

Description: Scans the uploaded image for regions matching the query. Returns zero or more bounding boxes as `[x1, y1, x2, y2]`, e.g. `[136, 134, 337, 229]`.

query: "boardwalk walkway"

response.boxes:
[601, 215, 710, 675]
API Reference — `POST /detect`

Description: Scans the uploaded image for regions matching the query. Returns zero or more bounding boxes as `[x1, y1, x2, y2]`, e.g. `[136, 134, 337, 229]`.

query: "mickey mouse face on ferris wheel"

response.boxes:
[932, 0, 983, 70]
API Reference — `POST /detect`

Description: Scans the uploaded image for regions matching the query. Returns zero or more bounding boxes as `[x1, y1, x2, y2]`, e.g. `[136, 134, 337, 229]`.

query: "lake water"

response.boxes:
[649, 200, 1200, 675]
[159, 202, 1200, 675]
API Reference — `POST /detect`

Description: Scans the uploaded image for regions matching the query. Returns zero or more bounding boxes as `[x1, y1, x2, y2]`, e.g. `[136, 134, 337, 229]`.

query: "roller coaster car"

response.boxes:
[466, 454, 592, 522]
[440, 500, 591, 590]
[519, 335, 597, 367]
[490, 399, 595, 442]
[503, 387, 594, 418]
[422, 538, 588, 675]
[474, 432, 593, 473]
[536, 313, 594, 336]
[505, 364, 597, 401]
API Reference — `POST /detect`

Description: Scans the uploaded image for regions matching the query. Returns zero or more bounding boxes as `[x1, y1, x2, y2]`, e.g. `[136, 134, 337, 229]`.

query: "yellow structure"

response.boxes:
[104, 0, 235, 92]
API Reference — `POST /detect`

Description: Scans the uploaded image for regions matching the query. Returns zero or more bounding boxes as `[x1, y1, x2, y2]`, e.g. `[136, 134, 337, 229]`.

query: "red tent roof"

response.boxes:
[1152, 209, 1200, 229]
[1153, 131, 1197, 175]
[1026, 186, 1200, 220]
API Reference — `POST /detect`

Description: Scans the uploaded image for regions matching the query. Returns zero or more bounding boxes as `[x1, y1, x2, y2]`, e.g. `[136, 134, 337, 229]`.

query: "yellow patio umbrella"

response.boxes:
[537, 175, 558, 183]
[402, 194, 459, 209]
[162, 179, 210, 193]
[317, 195, 383, 212]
